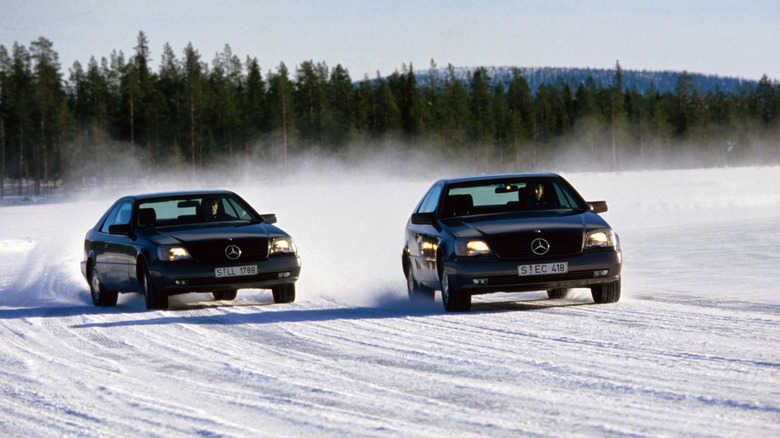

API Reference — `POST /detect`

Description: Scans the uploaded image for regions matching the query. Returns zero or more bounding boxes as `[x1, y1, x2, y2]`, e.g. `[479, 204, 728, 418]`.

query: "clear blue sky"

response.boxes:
[2, 0, 778, 81]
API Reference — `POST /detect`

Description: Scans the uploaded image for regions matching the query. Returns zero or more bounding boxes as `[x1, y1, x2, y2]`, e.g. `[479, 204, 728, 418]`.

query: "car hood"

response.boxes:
[443, 211, 608, 239]
[140, 222, 279, 245]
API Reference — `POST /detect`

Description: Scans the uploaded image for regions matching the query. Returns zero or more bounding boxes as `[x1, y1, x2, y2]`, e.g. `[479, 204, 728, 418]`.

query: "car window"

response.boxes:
[442, 178, 584, 217]
[100, 200, 132, 233]
[99, 205, 120, 233]
[417, 184, 443, 214]
[143, 200, 185, 223]
[115, 202, 133, 224]
[223, 197, 253, 220]
[137, 194, 257, 227]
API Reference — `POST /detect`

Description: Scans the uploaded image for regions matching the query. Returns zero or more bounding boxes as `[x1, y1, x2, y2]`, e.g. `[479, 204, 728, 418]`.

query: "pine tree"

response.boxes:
[183, 43, 204, 168]
[158, 43, 184, 163]
[421, 60, 443, 147]
[9, 43, 33, 194]
[210, 44, 242, 160]
[674, 70, 695, 136]
[609, 61, 626, 168]
[267, 62, 295, 163]
[0, 45, 9, 196]
[444, 64, 470, 154]
[491, 80, 511, 165]
[400, 64, 420, 139]
[371, 74, 401, 138]
[243, 57, 265, 156]
[30, 37, 66, 193]
[326, 64, 353, 149]
[352, 75, 373, 134]
[506, 69, 532, 168]
[756, 75, 778, 125]
[131, 31, 158, 160]
[294, 60, 328, 145]
[468, 67, 495, 168]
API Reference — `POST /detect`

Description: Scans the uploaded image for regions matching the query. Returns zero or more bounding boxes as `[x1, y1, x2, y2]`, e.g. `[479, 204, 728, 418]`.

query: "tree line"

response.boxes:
[1, 32, 779, 196]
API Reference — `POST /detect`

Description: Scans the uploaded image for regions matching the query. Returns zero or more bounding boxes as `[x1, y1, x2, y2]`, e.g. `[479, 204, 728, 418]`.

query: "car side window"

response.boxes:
[99, 205, 120, 233]
[100, 201, 132, 233]
[553, 183, 579, 209]
[417, 184, 443, 214]
[114, 202, 133, 226]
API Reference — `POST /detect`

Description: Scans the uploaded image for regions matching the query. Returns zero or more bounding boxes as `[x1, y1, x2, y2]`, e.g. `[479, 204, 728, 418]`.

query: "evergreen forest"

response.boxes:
[1, 33, 779, 196]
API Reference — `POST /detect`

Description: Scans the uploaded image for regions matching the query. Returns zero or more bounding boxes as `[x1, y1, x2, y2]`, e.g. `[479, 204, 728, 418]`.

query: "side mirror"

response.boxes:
[588, 201, 608, 214]
[261, 214, 277, 224]
[108, 224, 131, 235]
[411, 212, 435, 225]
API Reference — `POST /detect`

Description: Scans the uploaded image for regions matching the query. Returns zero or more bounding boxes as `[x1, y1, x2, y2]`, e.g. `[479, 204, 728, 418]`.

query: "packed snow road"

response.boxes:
[1, 166, 779, 437]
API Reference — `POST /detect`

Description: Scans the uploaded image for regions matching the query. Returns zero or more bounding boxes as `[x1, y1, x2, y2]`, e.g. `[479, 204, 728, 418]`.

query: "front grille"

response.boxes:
[489, 232, 583, 260]
[487, 271, 595, 286]
[185, 272, 280, 286]
[188, 238, 269, 264]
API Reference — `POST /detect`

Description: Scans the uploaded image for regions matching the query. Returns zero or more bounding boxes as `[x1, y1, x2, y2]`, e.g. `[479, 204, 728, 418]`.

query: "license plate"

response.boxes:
[518, 262, 568, 276]
[215, 265, 257, 278]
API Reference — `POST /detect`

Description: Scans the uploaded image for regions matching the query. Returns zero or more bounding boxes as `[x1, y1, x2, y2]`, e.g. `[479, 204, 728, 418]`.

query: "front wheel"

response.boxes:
[591, 278, 621, 303]
[272, 284, 295, 303]
[89, 263, 118, 307]
[141, 261, 168, 310]
[406, 261, 434, 302]
[441, 272, 470, 312]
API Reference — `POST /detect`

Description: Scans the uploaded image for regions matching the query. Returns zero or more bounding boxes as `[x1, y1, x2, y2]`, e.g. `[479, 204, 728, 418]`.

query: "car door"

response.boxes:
[96, 200, 136, 290]
[407, 183, 443, 284]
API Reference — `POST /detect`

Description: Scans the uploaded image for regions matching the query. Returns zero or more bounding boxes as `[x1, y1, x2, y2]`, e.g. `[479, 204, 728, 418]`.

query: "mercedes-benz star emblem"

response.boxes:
[531, 238, 550, 255]
[225, 244, 242, 260]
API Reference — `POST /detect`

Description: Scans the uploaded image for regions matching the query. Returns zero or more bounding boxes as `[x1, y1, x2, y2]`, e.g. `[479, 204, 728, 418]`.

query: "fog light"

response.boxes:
[278, 272, 291, 279]
[175, 280, 188, 286]
[594, 270, 608, 278]
[472, 278, 488, 285]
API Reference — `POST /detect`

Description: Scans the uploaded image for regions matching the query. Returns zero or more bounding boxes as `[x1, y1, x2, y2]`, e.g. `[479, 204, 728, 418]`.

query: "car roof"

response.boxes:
[435, 172, 561, 185]
[121, 190, 236, 201]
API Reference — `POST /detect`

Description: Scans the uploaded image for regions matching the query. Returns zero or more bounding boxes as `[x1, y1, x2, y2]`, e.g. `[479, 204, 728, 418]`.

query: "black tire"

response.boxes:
[591, 278, 621, 304]
[212, 290, 238, 301]
[547, 288, 570, 299]
[406, 261, 435, 302]
[141, 261, 168, 310]
[441, 272, 471, 312]
[272, 284, 295, 303]
[89, 263, 118, 307]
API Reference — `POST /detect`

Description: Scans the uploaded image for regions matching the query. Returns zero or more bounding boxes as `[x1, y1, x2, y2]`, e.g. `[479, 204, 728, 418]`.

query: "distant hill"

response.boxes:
[413, 66, 761, 95]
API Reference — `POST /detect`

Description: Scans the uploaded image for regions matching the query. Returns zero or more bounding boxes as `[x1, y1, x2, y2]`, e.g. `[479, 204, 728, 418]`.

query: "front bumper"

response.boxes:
[147, 255, 301, 295]
[443, 249, 621, 294]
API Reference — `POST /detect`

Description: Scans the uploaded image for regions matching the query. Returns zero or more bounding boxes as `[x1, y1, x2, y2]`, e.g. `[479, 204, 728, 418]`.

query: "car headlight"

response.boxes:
[270, 237, 296, 255]
[455, 239, 492, 256]
[586, 229, 619, 249]
[158, 246, 193, 262]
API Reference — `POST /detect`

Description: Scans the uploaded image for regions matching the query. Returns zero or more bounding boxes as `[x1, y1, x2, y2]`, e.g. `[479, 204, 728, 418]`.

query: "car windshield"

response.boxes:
[136, 194, 258, 228]
[440, 177, 585, 218]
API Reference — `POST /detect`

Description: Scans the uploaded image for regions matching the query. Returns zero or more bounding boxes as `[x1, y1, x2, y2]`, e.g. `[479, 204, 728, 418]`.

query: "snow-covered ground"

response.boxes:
[1, 165, 778, 437]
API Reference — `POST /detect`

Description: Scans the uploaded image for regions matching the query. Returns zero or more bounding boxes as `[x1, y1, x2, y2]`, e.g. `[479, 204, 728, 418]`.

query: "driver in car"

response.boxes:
[201, 197, 230, 221]
[527, 182, 557, 208]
